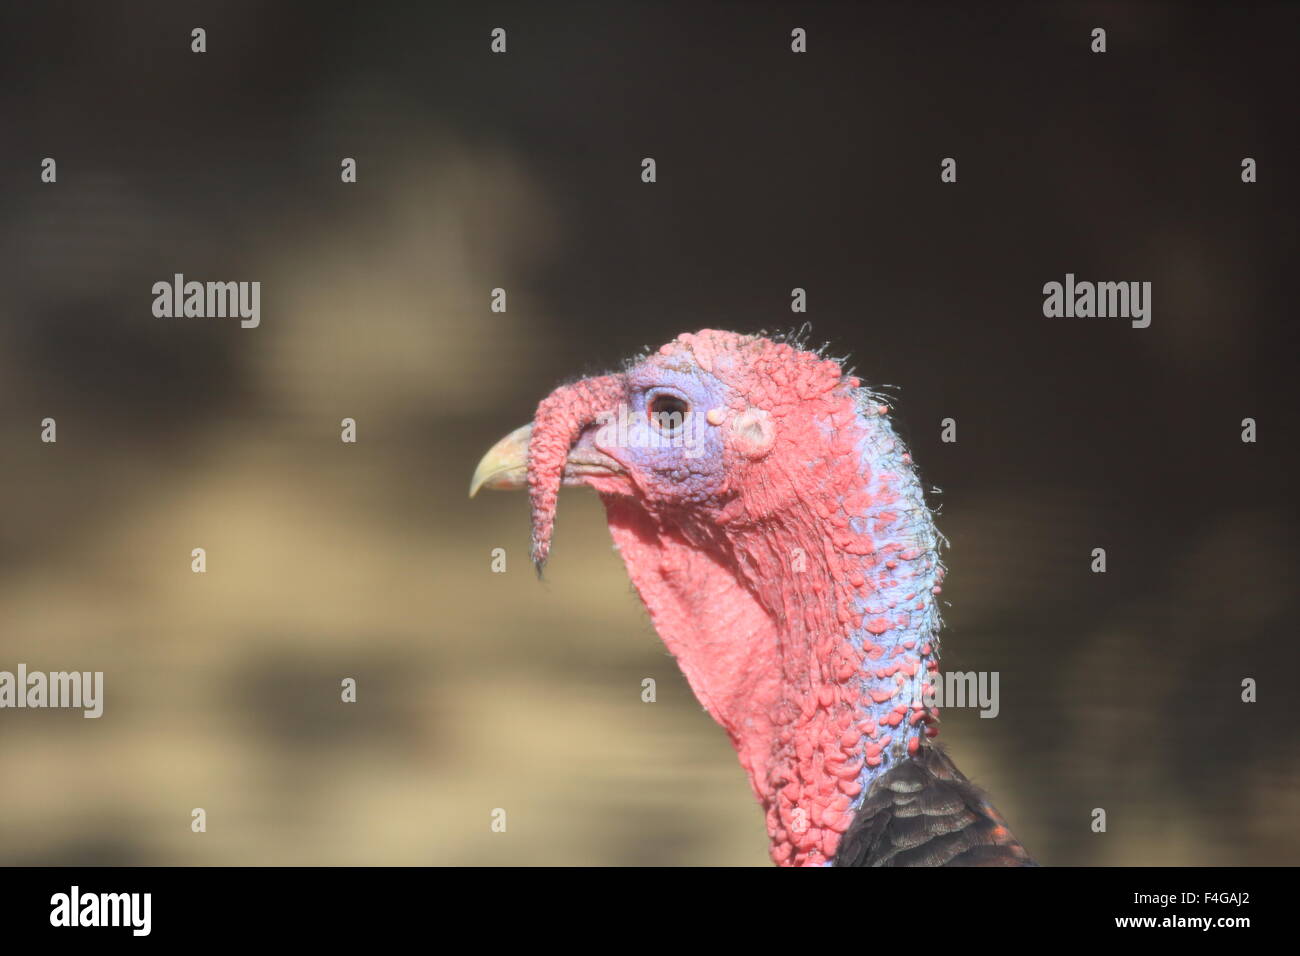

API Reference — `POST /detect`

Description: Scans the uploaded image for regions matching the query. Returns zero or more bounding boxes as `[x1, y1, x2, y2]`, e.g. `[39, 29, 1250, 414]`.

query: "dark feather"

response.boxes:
[834, 745, 1035, 867]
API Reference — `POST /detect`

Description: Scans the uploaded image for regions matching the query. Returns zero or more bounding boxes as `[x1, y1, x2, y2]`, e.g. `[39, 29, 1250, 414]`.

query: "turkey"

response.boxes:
[471, 329, 1034, 867]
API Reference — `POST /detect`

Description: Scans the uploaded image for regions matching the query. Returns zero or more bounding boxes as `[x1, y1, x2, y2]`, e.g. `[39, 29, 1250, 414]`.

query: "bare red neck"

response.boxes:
[603, 392, 943, 866]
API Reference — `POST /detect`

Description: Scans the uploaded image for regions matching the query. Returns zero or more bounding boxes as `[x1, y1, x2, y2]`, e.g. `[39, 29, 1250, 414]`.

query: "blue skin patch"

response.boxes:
[842, 396, 942, 810]
[595, 365, 730, 508]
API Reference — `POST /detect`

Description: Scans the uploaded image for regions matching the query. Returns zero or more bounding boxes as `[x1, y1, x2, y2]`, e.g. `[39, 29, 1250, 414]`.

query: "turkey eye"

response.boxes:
[647, 392, 690, 435]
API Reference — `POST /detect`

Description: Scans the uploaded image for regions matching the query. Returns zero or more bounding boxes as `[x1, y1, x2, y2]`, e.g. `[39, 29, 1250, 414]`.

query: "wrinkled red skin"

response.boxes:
[527, 374, 626, 566]
[526, 332, 938, 866]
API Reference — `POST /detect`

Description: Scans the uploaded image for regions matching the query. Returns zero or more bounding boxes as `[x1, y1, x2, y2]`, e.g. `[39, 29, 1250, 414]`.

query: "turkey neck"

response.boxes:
[606, 394, 945, 866]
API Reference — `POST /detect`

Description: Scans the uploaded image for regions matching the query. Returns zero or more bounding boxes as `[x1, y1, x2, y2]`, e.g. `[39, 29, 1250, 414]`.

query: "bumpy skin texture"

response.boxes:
[521, 330, 1033, 866]
[527, 374, 625, 565]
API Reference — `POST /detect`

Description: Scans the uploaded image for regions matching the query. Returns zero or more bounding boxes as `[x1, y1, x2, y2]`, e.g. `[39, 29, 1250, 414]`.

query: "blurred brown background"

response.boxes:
[0, 1, 1296, 865]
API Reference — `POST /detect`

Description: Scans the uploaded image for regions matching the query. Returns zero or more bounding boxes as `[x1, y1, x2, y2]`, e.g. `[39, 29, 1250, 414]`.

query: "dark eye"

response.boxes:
[647, 392, 690, 435]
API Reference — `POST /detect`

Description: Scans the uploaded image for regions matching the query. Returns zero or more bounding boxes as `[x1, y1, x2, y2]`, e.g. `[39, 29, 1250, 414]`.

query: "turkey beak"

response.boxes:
[469, 424, 531, 497]
[469, 423, 628, 497]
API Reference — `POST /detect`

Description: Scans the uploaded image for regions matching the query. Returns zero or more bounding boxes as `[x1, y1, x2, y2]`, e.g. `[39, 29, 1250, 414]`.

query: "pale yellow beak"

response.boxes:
[469, 424, 531, 497]
[471, 421, 628, 498]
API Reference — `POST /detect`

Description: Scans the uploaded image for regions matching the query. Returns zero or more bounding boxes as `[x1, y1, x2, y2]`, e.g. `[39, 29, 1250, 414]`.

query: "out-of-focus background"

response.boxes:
[0, 2, 1296, 865]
